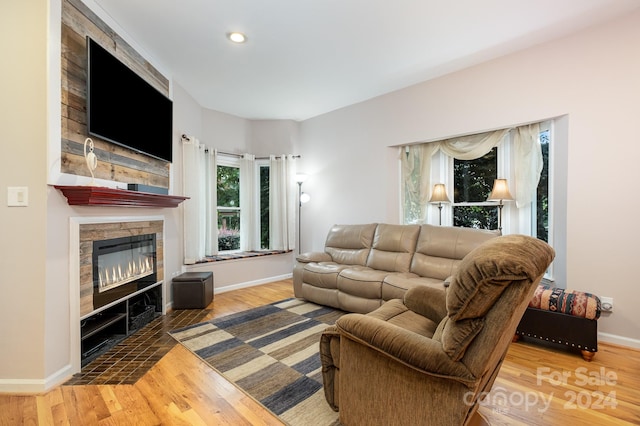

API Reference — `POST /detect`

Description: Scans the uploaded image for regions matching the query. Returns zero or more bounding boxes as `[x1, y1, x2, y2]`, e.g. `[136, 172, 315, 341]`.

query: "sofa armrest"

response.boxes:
[403, 285, 447, 323]
[336, 314, 476, 386]
[296, 251, 332, 263]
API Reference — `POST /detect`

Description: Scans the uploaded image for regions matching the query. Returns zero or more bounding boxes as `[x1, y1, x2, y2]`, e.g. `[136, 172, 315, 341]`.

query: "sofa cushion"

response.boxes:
[529, 284, 601, 320]
[367, 299, 439, 338]
[338, 292, 383, 314]
[337, 268, 388, 299]
[381, 273, 444, 301]
[325, 223, 378, 266]
[303, 262, 360, 289]
[366, 224, 420, 272]
[411, 225, 500, 279]
[446, 235, 556, 322]
[301, 283, 340, 309]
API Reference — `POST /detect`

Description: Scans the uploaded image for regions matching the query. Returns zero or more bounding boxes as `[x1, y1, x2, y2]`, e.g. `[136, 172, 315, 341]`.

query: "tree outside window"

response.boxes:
[217, 165, 240, 251]
[260, 165, 270, 249]
[453, 148, 498, 229]
[216, 162, 272, 252]
[536, 130, 550, 242]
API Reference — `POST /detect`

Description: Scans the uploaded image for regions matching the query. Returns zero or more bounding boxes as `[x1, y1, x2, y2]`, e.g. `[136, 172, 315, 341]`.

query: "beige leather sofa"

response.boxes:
[293, 223, 499, 313]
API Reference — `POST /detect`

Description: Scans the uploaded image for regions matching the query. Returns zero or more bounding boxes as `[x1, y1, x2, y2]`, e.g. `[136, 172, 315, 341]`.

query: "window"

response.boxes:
[535, 128, 550, 242]
[450, 126, 551, 239]
[452, 148, 498, 229]
[259, 164, 270, 249]
[401, 119, 560, 281]
[216, 158, 272, 252]
[217, 164, 240, 251]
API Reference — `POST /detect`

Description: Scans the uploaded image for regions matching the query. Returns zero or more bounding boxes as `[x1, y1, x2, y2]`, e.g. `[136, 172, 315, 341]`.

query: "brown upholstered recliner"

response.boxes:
[320, 235, 555, 426]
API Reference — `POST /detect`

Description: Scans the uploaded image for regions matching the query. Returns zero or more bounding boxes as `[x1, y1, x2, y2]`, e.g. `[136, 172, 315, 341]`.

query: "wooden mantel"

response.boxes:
[54, 185, 188, 208]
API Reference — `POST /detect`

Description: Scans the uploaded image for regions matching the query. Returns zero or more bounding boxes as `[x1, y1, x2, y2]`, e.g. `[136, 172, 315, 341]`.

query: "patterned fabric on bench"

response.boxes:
[529, 284, 601, 320]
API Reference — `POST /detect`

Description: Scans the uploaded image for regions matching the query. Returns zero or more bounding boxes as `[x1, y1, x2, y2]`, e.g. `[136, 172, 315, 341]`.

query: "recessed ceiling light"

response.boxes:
[227, 32, 247, 43]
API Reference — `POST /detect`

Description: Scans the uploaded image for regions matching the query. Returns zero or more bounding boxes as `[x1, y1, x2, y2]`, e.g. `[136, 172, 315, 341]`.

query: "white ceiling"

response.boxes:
[93, 0, 640, 121]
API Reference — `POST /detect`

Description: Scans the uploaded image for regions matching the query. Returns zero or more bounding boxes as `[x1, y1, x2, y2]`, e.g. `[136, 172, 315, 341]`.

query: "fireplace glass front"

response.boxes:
[92, 234, 157, 309]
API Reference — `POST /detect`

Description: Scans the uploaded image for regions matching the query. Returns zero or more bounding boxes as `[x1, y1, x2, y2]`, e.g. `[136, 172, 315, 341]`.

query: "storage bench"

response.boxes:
[514, 284, 601, 361]
[172, 272, 214, 309]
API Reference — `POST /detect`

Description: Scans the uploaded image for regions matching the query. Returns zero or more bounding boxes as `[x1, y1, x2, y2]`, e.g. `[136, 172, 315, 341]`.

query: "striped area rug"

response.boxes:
[169, 298, 345, 426]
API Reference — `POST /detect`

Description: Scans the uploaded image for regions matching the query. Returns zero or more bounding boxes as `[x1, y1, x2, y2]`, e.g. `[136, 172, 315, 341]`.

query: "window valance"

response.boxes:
[401, 123, 542, 223]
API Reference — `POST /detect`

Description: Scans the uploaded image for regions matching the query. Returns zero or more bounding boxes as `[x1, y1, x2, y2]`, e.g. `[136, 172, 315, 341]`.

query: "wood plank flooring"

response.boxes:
[1, 279, 638, 425]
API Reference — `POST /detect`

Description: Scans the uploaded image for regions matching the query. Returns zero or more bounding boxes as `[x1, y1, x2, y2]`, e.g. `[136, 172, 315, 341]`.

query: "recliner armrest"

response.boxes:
[336, 313, 476, 386]
[403, 285, 447, 323]
[296, 251, 332, 263]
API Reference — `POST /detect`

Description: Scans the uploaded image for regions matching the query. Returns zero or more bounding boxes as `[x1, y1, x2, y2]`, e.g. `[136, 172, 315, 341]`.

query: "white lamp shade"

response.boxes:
[429, 183, 451, 203]
[295, 173, 308, 184]
[300, 192, 311, 203]
[487, 179, 514, 201]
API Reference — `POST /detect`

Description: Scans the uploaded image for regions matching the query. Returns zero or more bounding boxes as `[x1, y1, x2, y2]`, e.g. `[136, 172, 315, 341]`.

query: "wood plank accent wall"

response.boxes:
[79, 220, 164, 317]
[61, 0, 171, 188]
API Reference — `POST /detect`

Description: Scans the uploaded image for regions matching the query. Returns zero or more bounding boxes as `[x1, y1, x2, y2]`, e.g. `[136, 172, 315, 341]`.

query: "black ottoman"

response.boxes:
[172, 272, 214, 309]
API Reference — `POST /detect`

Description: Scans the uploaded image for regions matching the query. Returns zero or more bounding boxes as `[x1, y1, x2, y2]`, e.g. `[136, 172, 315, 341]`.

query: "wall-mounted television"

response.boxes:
[87, 37, 173, 163]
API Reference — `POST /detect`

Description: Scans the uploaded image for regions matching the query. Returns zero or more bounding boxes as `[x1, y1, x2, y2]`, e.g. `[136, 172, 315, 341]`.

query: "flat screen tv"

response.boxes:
[87, 37, 173, 163]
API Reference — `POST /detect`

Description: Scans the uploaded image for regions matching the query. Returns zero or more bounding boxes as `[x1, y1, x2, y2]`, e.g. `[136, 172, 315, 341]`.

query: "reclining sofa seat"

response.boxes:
[293, 223, 500, 313]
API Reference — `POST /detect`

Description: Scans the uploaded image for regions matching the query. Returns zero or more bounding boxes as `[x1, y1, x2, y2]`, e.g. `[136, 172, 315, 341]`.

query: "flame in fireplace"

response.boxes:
[98, 256, 154, 293]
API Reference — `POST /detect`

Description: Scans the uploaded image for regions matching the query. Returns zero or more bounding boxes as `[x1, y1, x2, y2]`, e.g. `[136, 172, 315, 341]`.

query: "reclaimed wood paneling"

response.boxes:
[61, 0, 171, 188]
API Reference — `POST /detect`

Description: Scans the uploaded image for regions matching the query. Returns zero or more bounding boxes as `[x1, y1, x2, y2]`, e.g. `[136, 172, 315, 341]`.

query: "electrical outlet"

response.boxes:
[600, 297, 613, 312]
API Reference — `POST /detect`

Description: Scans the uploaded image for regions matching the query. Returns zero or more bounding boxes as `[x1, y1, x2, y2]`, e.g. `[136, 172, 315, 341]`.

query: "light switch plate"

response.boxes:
[7, 186, 28, 207]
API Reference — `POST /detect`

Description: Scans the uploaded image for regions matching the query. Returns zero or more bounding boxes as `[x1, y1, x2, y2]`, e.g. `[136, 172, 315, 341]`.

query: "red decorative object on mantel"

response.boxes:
[53, 185, 189, 208]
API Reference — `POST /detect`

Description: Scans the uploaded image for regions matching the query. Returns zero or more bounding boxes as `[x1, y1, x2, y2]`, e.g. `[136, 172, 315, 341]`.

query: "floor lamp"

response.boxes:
[428, 183, 450, 225]
[296, 174, 310, 253]
[487, 178, 514, 232]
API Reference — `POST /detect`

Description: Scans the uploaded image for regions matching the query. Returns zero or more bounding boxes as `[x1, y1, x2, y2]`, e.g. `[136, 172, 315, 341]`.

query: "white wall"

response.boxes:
[299, 11, 640, 345]
[201, 108, 251, 153]
[0, 0, 48, 389]
[249, 120, 299, 156]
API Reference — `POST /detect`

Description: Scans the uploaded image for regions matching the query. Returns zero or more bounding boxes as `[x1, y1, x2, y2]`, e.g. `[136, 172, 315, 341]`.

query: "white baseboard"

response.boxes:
[214, 273, 293, 294]
[166, 273, 294, 311]
[0, 364, 72, 394]
[598, 332, 640, 349]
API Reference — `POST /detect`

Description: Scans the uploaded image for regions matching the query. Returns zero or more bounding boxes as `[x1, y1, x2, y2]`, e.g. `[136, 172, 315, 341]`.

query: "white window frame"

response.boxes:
[256, 159, 270, 250]
[216, 156, 273, 253]
[216, 156, 241, 253]
[447, 145, 505, 230]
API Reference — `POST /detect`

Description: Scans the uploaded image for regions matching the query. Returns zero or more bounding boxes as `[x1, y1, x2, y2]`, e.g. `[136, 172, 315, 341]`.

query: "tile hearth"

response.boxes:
[65, 309, 210, 385]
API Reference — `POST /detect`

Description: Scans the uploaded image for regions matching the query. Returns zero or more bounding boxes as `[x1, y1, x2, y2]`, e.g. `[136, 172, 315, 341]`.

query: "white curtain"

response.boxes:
[269, 155, 297, 251]
[203, 149, 218, 256]
[439, 129, 510, 160]
[240, 154, 258, 251]
[513, 123, 542, 208]
[400, 143, 438, 223]
[182, 136, 217, 263]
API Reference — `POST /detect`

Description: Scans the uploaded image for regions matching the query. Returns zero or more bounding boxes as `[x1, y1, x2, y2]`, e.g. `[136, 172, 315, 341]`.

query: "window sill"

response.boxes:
[194, 250, 291, 264]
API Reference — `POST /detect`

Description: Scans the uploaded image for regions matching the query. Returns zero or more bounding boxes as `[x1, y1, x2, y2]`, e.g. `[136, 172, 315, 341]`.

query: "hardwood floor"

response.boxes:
[1, 279, 638, 425]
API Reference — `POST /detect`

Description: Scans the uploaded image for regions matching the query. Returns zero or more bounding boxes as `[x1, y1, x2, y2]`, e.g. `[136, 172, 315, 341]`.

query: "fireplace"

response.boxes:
[72, 217, 165, 372]
[92, 234, 157, 309]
